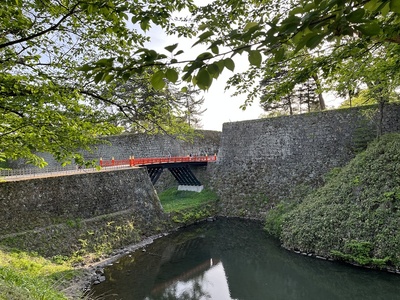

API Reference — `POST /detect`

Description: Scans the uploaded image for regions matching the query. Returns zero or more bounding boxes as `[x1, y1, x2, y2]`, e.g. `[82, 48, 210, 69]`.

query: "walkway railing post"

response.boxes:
[112, 157, 115, 166]
[130, 155, 135, 167]
[214, 153, 217, 161]
[99, 157, 103, 167]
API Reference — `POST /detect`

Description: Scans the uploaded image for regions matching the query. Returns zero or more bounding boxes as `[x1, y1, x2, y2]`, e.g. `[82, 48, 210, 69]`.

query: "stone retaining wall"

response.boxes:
[0, 168, 168, 256]
[210, 104, 400, 219]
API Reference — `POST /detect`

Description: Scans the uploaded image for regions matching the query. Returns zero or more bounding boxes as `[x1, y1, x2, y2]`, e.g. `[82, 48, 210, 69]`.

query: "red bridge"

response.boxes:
[99, 155, 217, 191]
[99, 155, 217, 168]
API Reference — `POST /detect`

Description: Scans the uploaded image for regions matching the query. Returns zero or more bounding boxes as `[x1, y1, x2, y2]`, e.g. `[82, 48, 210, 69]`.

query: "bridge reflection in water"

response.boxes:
[100, 155, 217, 191]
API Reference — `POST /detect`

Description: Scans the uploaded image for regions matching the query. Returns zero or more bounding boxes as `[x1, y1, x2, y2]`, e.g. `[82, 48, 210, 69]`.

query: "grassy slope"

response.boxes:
[159, 188, 218, 212]
[158, 188, 219, 225]
[0, 248, 76, 300]
[279, 133, 400, 269]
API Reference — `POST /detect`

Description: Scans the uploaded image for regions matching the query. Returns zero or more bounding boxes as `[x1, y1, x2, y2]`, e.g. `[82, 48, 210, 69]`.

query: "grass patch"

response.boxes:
[159, 188, 218, 213]
[0, 247, 77, 300]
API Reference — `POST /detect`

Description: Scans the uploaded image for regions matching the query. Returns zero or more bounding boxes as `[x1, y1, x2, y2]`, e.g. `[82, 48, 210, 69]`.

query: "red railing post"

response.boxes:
[214, 153, 217, 161]
[99, 157, 103, 167]
[112, 157, 115, 166]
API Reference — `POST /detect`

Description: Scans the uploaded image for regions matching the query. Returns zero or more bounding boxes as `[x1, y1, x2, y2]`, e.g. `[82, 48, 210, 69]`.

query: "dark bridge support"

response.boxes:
[147, 166, 164, 185]
[144, 162, 206, 192]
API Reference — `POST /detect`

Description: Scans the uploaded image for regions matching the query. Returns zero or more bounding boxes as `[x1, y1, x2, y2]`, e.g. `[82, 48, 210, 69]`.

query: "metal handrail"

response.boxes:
[99, 155, 217, 167]
[0, 165, 96, 179]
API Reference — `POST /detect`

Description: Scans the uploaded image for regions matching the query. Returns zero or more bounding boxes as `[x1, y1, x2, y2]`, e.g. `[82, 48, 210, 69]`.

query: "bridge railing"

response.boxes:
[99, 155, 217, 167]
[0, 165, 96, 179]
[0, 155, 217, 179]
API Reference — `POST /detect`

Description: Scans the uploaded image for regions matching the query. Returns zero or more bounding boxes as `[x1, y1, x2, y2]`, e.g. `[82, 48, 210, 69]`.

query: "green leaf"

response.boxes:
[144, 50, 159, 62]
[381, 2, 390, 16]
[305, 33, 324, 49]
[281, 15, 301, 33]
[243, 22, 258, 32]
[274, 48, 285, 62]
[198, 23, 208, 31]
[196, 69, 212, 89]
[104, 74, 114, 83]
[196, 52, 214, 60]
[77, 64, 92, 72]
[122, 72, 131, 81]
[216, 60, 225, 72]
[207, 63, 221, 79]
[211, 45, 219, 54]
[248, 50, 262, 67]
[390, 0, 400, 13]
[96, 58, 113, 66]
[224, 58, 235, 71]
[175, 50, 184, 56]
[364, 0, 380, 11]
[347, 8, 366, 22]
[289, 7, 304, 15]
[151, 71, 166, 90]
[165, 68, 178, 83]
[357, 22, 381, 36]
[140, 18, 150, 31]
[165, 43, 178, 53]
[182, 73, 192, 82]
[192, 31, 213, 47]
[94, 72, 104, 84]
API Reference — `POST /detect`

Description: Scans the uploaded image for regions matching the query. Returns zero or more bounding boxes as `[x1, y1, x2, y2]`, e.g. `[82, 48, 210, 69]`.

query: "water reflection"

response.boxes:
[92, 218, 400, 300]
[148, 260, 230, 300]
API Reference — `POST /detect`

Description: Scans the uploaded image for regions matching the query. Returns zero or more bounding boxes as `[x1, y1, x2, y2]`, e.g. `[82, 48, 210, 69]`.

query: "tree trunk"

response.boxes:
[312, 74, 326, 110]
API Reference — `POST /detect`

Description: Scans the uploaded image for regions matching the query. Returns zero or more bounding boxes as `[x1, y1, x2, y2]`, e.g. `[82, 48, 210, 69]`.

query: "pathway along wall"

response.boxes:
[0, 168, 168, 257]
[210, 104, 400, 219]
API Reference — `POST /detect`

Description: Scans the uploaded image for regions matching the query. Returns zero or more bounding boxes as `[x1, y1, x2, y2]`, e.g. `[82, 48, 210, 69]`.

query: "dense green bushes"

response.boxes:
[268, 133, 400, 270]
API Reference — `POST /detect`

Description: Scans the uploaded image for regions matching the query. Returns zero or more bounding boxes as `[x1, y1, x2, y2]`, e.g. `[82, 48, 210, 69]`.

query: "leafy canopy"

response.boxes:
[0, 0, 194, 166]
[2, 0, 400, 166]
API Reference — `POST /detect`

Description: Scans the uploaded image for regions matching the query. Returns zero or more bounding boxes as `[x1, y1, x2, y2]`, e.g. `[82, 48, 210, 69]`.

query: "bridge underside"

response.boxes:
[143, 162, 206, 191]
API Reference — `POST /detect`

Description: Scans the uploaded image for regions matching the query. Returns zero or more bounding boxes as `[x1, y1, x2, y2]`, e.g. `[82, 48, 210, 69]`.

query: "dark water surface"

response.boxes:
[91, 218, 400, 300]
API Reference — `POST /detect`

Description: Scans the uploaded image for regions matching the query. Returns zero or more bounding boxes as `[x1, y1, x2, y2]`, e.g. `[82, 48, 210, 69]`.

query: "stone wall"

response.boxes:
[210, 104, 400, 219]
[0, 168, 169, 256]
[90, 130, 221, 161]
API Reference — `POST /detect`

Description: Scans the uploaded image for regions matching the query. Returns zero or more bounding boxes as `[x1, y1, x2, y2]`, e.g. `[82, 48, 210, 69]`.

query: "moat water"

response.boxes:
[91, 218, 400, 300]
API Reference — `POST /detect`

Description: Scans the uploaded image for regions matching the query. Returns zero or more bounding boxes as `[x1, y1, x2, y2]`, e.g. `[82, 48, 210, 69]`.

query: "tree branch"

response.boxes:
[0, 105, 25, 118]
[0, 4, 78, 50]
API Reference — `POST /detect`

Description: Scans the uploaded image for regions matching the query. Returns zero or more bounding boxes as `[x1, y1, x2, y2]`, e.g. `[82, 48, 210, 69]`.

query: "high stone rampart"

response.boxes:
[209, 104, 400, 219]
[0, 168, 169, 256]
